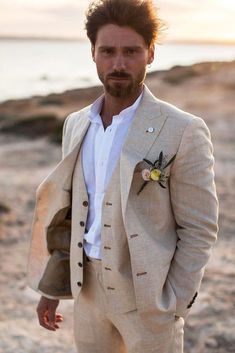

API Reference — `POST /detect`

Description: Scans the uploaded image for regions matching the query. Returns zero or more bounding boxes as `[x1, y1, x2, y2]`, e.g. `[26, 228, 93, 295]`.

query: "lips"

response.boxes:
[107, 73, 131, 80]
[109, 77, 129, 80]
[107, 76, 131, 82]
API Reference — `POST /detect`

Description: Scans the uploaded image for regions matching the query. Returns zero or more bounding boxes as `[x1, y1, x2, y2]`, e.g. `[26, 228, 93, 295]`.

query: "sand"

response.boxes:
[0, 61, 235, 353]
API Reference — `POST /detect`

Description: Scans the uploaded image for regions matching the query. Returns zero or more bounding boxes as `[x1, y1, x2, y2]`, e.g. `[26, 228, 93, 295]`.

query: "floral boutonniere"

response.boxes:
[137, 151, 176, 195]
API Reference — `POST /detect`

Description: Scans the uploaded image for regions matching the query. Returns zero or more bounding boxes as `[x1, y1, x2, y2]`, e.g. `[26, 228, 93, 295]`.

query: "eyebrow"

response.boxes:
[98, 45, 143, 50]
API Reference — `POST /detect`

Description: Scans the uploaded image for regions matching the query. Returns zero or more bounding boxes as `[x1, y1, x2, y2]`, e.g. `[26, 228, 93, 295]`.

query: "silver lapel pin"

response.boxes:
[146, 127, 154, 133]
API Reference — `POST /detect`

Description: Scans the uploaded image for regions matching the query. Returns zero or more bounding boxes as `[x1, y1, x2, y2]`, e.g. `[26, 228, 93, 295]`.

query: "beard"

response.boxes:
[97, 69, 146, 98]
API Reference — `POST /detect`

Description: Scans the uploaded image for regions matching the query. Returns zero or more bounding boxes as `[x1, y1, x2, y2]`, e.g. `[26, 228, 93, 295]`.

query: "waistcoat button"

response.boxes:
[78, 242, 83, 248]
[80, 221, 85, 227]
[77, 282, 82, 287]
[83, 201, 88, 207]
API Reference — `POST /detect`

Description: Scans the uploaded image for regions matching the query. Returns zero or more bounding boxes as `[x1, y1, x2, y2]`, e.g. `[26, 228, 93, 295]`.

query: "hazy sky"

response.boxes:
[0, 0, 235, 42]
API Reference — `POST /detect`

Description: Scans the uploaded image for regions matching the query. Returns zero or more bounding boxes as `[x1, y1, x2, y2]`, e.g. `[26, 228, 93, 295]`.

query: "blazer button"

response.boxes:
[83, 201, 88, 207]
[80, 221, 85, 227]
[78, 242, 83, 248]
[78, 262, 83, 267]
[77, 282, 82, 287]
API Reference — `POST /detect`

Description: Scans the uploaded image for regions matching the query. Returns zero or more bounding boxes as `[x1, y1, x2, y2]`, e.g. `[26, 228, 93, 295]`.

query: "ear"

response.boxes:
[147, 45, 155, 65]
[91, 45, 95, 62]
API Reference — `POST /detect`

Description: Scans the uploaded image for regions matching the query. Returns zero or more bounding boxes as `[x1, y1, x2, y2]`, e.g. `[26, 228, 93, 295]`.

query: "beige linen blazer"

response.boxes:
[27, 86, 218, 320]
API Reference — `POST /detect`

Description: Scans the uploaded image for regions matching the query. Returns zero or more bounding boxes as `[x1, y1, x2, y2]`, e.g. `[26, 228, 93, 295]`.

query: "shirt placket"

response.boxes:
[95, 124, 116, 194]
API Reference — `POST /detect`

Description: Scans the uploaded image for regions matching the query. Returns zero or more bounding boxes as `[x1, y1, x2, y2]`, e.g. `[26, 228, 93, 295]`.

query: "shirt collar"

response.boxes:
[89, 95, 104, 124]
[88, 90, 143, 125]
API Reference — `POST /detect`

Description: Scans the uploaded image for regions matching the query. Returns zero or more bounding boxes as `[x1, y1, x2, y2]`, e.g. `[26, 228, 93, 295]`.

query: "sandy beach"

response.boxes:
[0, 60, 235, 353]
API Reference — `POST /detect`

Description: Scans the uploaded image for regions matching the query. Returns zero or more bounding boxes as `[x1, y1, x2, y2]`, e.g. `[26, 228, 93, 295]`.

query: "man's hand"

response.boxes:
[37, 296, 63, 331]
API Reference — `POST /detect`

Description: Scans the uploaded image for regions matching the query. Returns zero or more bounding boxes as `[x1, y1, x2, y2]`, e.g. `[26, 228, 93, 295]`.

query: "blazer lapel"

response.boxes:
[120, 86, 167, 219]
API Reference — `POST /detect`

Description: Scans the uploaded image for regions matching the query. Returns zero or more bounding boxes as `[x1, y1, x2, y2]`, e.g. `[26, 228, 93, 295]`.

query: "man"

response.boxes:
[28, 0, 219, 352]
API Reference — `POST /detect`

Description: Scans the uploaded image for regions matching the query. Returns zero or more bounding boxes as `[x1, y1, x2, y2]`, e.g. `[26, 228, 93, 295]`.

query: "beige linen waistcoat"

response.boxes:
[75, 151, 137, 313]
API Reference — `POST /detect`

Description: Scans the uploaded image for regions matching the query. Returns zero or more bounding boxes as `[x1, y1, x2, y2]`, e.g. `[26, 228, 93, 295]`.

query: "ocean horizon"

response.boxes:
[1, 39, 235, 102]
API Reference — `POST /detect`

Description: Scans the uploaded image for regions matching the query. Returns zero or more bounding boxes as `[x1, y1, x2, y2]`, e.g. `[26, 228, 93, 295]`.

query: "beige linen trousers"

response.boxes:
[74, 253, 185, 353]
[27, 86, 219, 352]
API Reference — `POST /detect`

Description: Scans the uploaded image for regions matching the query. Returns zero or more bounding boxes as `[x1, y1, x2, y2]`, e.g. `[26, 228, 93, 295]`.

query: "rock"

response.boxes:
[205, 337, 218, 348]
[0, 114, 60, 138]
[0, 203, 11, 214]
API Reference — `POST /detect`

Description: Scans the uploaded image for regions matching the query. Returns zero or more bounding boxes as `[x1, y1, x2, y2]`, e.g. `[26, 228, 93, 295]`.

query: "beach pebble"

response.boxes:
[205, 337, 218, 349]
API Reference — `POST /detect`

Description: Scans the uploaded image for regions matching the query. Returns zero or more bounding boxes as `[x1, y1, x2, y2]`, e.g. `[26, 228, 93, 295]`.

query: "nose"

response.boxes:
[112, 53, 126, 71]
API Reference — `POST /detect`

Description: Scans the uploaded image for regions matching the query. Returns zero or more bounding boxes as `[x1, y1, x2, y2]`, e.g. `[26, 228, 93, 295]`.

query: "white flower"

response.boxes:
[141, 169, 151, 181]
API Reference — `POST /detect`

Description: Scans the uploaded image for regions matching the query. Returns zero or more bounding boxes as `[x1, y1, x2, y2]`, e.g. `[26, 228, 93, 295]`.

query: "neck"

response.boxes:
[100, 85, 143, 129]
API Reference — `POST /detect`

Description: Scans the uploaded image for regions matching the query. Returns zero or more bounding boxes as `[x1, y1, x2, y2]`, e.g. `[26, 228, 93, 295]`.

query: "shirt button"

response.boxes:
[77, 282, 82, 287]
[80, 221, 85, 227]
[78, 242, 83, 248]
[78, 262, 83, 267]
[83, 201, 88, 207]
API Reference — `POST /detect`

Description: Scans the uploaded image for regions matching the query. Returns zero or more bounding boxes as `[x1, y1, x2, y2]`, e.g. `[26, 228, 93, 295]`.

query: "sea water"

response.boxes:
[0, 39, 235, 102]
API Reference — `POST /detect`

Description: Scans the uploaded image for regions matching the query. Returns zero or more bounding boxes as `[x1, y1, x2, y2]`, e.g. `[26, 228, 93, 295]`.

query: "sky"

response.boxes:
[0, 0, 235, 43]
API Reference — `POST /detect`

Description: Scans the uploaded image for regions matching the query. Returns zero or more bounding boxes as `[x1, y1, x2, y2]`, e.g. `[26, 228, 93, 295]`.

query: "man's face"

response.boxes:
[92, 24, 154, 98]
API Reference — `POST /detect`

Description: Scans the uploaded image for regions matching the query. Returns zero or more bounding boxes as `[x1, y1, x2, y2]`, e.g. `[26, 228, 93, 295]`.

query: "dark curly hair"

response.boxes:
[85, 0, 163, 48]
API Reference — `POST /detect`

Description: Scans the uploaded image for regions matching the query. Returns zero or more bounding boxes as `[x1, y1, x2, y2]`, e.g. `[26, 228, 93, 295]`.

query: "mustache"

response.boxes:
[107, 72, 131, 79]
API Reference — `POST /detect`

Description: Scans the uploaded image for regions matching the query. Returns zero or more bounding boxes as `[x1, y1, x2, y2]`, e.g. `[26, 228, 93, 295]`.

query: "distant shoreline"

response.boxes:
[0, 36, 86, 43]
[1, 36, 235, 46]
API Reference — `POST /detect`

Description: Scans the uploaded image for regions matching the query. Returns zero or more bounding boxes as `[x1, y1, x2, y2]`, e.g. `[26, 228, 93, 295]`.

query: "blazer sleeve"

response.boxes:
[168, 117, 219, 318]
[36, 114, 73, 300]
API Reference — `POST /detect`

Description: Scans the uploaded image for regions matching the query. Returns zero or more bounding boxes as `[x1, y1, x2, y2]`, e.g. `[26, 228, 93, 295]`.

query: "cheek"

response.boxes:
[128, 57, 148, 70]
[95, 58, 112, 72]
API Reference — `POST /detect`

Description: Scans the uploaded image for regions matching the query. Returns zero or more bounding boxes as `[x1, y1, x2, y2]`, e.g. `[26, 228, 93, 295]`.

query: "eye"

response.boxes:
[101, 48, 114, 55]
[126, 48, 137, 55]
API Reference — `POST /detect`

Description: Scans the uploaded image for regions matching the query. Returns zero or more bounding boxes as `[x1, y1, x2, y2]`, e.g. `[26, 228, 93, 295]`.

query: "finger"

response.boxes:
[55, 313, 64, 322]
[41, 321, 57, 331]
[55, 317, 63, 323]
[45, 313, 61, 330]
[55, 312, 63, 317]
[37, 311, 57, 331]
[48, 306, 57, 328]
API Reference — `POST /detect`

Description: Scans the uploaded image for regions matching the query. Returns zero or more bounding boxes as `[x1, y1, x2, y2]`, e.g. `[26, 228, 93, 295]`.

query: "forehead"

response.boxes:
[95, 24, 147, 48]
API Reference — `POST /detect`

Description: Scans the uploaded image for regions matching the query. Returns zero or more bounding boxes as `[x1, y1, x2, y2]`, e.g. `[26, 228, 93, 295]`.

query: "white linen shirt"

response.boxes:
[81, 92, 143, 259]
